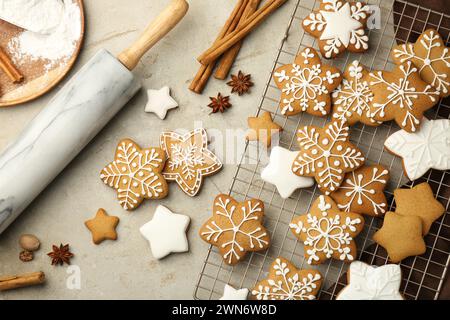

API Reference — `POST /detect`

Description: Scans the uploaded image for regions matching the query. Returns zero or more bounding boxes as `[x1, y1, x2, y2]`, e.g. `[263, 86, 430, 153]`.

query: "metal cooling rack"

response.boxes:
[194, 0, 450, 300]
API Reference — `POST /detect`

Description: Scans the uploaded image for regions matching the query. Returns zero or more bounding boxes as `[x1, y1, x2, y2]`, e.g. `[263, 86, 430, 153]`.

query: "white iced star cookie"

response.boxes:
[384, 118, 450, 181]
[145, 86, 178, 120]
[140, 205, 190, 259]
[336, 261, 404, 300]
[219, 285, 249, 300]
[303, 0, 371, 58]
[261, 146, 314, 199]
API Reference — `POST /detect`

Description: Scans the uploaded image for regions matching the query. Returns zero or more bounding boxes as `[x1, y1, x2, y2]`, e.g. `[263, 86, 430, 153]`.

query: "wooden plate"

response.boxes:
[0, 0, 85, 107]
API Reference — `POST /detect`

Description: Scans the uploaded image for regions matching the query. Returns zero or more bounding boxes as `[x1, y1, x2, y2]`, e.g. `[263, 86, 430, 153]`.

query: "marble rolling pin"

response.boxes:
[0, 0, 189, 235]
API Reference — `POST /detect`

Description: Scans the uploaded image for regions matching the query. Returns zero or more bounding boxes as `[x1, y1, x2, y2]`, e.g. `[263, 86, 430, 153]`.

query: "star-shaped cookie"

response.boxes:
[199, 194, 270, 265]
[289, 195, 364, 265]
[392, 29, 450, 97]
[246, 111, 283, 147]
[368, 62, 440, 132]
[140, 205, 190, 260]
[160, 128, 222, 197]
[384, 118, 450, 181]
[394, 183, 445, 235]
[332, 60, 380, 126]
[220, 285, 249, 300]
[85, 209, 120, 245]
[252, 257, 322, 300]
[302, 0, 371, 58]
[373, 212, 426, 263]
[336, 261, 403, 300]
[292, 118, 365, 195]
[273, 47, 342, 116]
[100, 139, 168, 210]
[261, 146, 314, 199]
[330, 165, 390, 217]
[144, 86, 178, 120]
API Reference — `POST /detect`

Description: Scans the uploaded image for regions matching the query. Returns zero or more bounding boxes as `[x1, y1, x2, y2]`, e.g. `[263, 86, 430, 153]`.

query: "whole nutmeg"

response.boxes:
[19, 234, 41, 252]
[19, 250, 34, 262]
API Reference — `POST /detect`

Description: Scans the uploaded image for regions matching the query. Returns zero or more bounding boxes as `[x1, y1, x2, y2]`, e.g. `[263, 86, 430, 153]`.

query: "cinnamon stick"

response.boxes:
[215, 0, 261, 80]
[189, 0, 249, 93]
[198, 0, 287, 66]
[0, 46, 23, 83]
[0, 271, 45, 291]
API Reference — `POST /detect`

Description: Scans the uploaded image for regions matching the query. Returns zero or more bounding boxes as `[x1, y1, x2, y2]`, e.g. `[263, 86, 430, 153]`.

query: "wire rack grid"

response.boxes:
[194, 0, 450, 300]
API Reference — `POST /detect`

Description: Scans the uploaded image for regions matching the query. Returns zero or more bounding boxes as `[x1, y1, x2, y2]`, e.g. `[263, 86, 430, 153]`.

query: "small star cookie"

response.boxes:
[302, 0, 371, 58]
[368, 61, 440, 132]
[373, 212, 426, 263]
[292, 118, 365, 195]
[330, 165, 390, 217]
[199, 194, 270, 265]
[392, 29, 450, 98]
[252, 257, 322, 300]
[273, 47, 342, 116]
[289, 195, 365, 265]
[332, 60, 380, 126]
[246, 112, 283, 148]
[220, 285, 249, 300]
[84, 209, 120, 245]
[100, 139, 168, 210]
[140, 205, 190, 260]
[160, 128, 222, 197]
[384, 118, 450, 181]
[394, 183, 445, 235]
[144, 86, 178, 120]
[336, 261, 403, 300]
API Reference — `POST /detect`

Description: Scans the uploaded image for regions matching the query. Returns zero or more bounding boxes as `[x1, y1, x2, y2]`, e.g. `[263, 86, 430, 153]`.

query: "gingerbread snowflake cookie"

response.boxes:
[160, 128, 222, 197]
[273, 47, 342, 117]
[302, 0, 371, 59]
[289, 195, 364, 265]
[199, 194, 270, 265]
[368, 61, 440, 132]
[100, 139, 168, 210]
[332, 60, 380, 126]
[330, 165, 390, 217]
[252, 257, 322, 300]
[392, 29, 450, 98]
[292, 118, 365, 195]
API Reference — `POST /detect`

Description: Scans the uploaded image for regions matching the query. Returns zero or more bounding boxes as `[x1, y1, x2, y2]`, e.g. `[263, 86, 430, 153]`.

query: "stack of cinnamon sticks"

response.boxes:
[190, 0, 287, 94]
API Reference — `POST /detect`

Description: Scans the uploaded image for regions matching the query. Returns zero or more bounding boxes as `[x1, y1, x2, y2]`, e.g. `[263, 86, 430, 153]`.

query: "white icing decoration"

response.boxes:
[337, 261, 404, 300]
[144, 86, 178, 120]
[393, 30, 450, 95]
[336, 166, 389, 215]
[100, 141, 165, 210]
[220, 285, 249, 300]
[201, 196, 268, 264]
[290, 195, 362, 264]
[369, 62, 439, 132]
[261, 147, 315, 199]
[252, 258, 322, 300]
[139, 205, 190, 260]
[332, 60, 378, 124]
[384, 118, 450, 181]
[292, 119, 365, 194]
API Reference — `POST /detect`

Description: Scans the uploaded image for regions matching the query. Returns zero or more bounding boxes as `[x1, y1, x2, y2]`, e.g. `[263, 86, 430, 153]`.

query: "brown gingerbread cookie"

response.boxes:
[251, 257, 322, 300]
[85, 209, 120, 245]
[302, 0, 371, 58]
[246, 111, 283, 148]
[273, 47, 342, 117]
[199, 194, 270, 265]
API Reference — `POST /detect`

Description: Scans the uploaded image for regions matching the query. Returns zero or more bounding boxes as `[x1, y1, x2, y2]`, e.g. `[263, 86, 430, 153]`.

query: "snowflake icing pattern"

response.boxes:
[292, 118, 365, 195]
[169, 143, 204, 180]
[100, 139, 168, 210]
[252, 258, 322, 300]
[200, 195, 270, 265]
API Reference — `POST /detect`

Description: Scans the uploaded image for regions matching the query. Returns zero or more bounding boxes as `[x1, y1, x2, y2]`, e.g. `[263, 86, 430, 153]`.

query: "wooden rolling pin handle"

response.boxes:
[118, 0, 189, 70]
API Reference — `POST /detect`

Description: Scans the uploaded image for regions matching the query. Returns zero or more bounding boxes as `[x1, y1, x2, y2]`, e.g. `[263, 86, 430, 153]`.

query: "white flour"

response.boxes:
[6, 0, 82, 70]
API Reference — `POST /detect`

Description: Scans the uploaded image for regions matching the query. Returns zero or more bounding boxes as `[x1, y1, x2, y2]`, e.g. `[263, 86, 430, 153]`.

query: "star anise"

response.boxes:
[208, 93, 232, 113]
[48, 244, 74, 266]
[227, 71, 254, 95]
